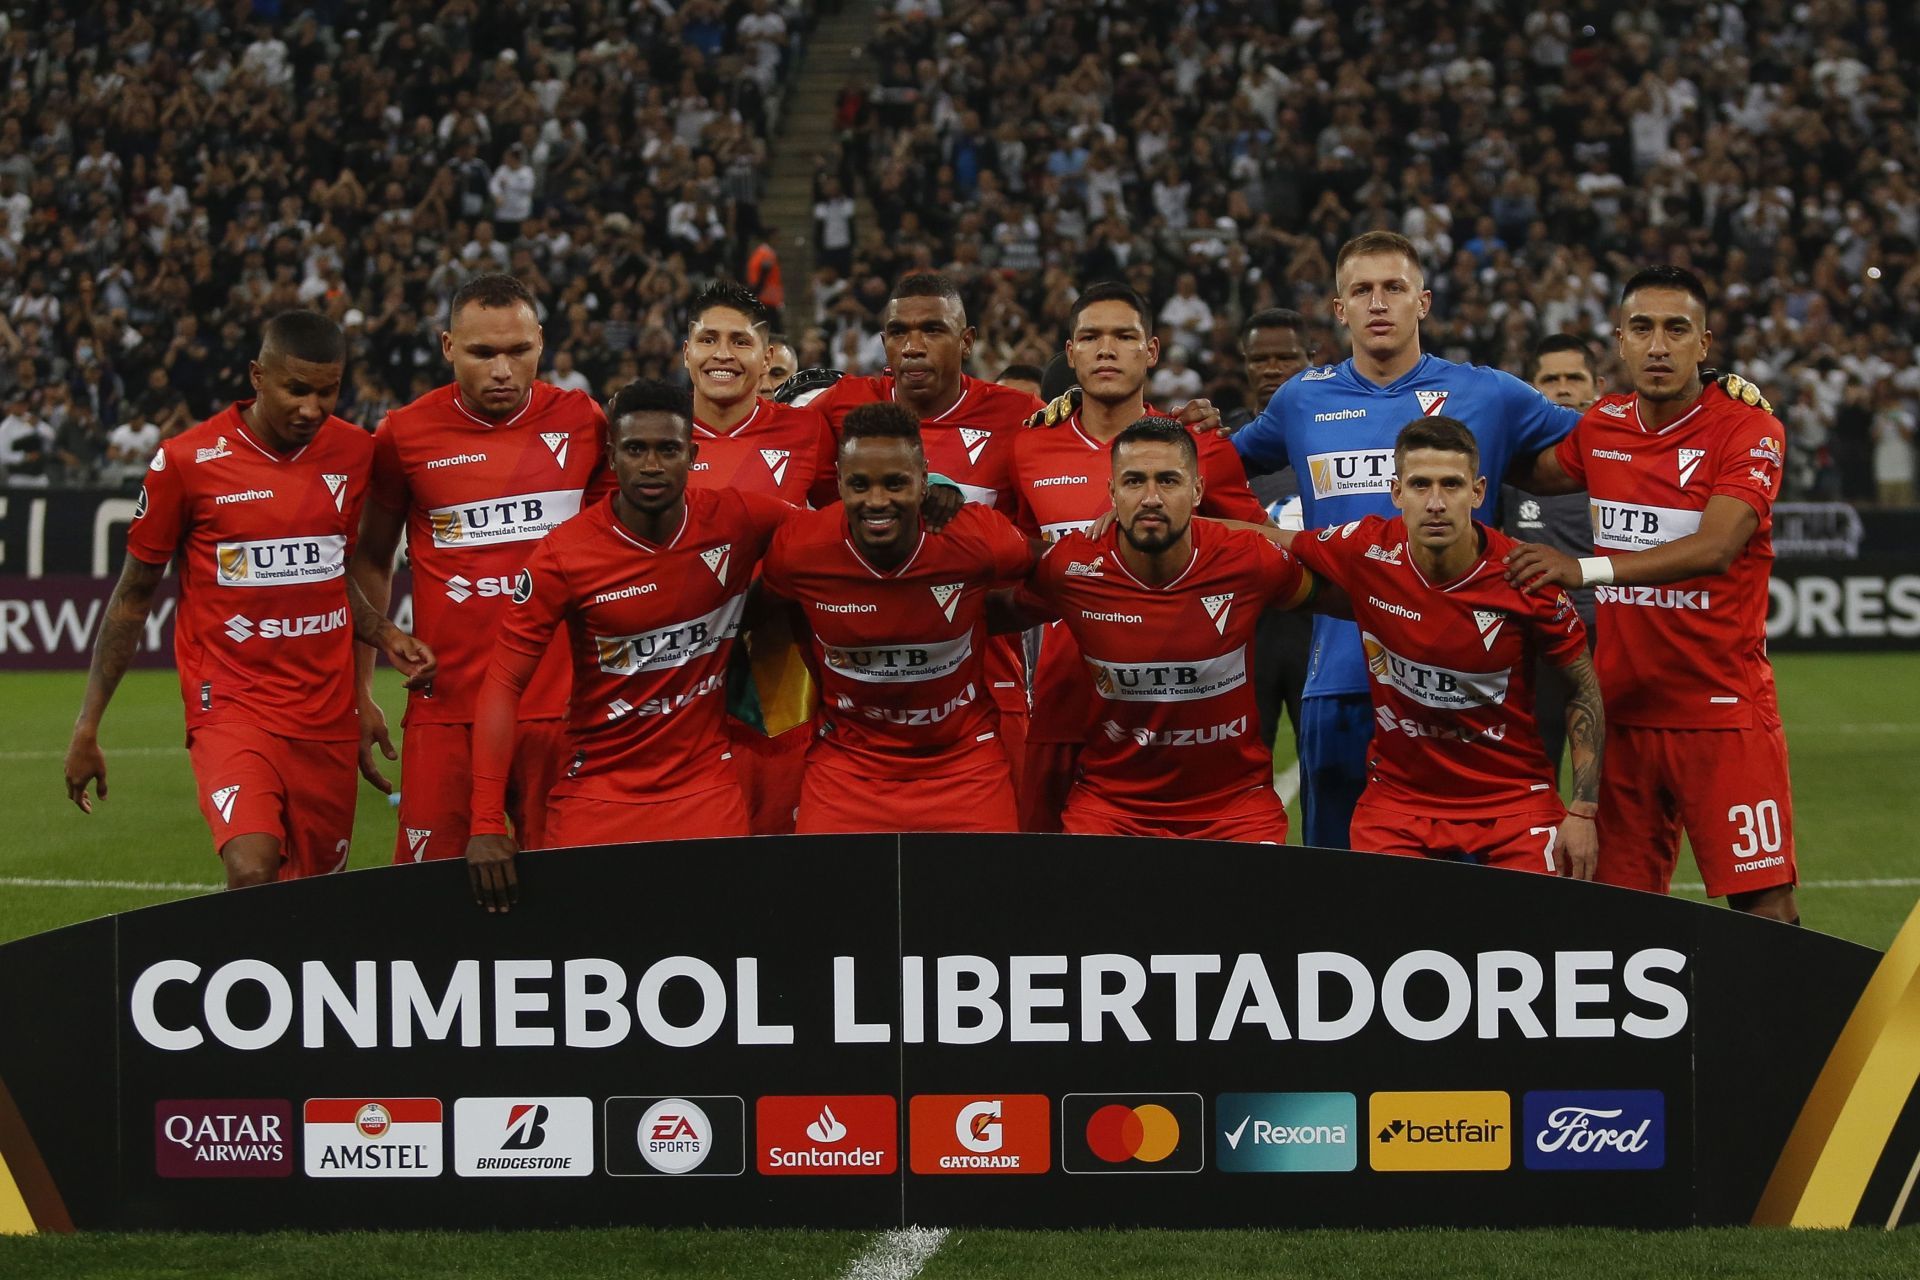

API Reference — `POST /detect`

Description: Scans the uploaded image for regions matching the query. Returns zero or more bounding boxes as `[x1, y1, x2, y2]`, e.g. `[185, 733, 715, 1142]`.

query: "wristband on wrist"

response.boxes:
[1567, 803, 1599, 820]
[1577, 555, 1615, 587]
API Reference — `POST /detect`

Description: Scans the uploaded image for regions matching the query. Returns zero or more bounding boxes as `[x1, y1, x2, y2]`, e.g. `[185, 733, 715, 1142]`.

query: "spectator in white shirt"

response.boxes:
[544, 350, 594, 396]
[0, 396, 54, 489]
[102, 408, 161, 488]
[488, 146, 537, 234]
[1158, 273, 1213, 360]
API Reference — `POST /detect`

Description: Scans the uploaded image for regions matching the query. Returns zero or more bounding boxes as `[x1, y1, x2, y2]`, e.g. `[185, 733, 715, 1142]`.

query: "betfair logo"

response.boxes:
[1368, 1091, 1510, 1171]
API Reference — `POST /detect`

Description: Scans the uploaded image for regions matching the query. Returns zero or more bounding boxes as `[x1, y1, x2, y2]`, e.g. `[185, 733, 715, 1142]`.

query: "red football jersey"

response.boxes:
[690, 397, 835, 505]
[1290, 515, 1588, 815]
[1009, 411, 1273, 744]
[1553, 382, 1783, 728]
[369, 382, 609, 724]
[1016, 522, 1312, 819]
[126, 404, 372, 741]
[761, 503, 1035, 777]
[475, 488, 790, 828]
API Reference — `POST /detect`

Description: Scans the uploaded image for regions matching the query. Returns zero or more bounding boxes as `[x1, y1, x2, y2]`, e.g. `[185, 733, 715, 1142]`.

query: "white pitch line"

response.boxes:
[838, 1227, 949, 1280]
[1670, 876, 1920, 893]
[0, 876, 217, 892]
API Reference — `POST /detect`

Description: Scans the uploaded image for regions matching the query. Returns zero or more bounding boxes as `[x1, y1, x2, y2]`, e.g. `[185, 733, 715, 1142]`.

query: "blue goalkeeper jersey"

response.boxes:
[1232, 353, 1579, 699]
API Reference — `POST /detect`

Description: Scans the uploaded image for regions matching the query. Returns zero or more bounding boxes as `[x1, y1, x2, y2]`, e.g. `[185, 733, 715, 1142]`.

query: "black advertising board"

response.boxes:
[0, 837, 1915, 1233]
[1765, 557, 1920, 652]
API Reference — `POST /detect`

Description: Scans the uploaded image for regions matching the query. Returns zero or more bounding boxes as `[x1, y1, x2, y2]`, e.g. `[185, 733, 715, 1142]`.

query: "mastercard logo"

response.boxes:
[1084, 1103, 1181, 1164]
[1062, 1092, 1204, 1175]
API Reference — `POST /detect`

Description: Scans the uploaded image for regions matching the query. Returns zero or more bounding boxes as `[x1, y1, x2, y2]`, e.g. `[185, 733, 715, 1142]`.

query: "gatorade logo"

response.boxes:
[908, 1095, 1050, 1175]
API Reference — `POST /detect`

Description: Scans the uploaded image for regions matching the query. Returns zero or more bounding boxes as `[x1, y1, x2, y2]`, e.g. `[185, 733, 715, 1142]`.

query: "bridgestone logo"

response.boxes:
[475, 1156, 570, 1170]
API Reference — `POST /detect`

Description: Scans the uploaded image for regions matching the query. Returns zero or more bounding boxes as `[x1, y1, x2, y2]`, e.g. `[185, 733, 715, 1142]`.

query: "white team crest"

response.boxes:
[1473, 609, 1505, 651]
[958, 427, 992, 465]
[1415, 390, 1449, 416]
[1202, 592, 1235, 635]
[701, 543, 732, 584]
[405, 828, 432, 861]
[760, 448, 792, 486]
[210, 785, 240, 823]
[322, 473, 348, 511]
[542, 431, 570, 469]
[1677, 448, 1707, 487]
[930, 582, 964, 622]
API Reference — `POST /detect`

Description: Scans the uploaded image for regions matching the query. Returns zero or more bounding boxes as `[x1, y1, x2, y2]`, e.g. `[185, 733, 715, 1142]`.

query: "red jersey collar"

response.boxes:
[604, 492, 692, 553]
[450, 384, 536, 429]
[1105, 517, 1200, 591]
[227, 402, 312, 463]
[693, 398, 768, 439]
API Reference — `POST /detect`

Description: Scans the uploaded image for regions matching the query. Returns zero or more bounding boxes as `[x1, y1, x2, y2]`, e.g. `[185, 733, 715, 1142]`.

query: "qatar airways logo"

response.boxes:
[1362, 633, 1510, 711]
[427, 489, 582, 547]
[1589, 500, 1701, 552]
[824, 633, 972, 684]
[593, 596, 743, 676]
[1087, 652, 1246, 702]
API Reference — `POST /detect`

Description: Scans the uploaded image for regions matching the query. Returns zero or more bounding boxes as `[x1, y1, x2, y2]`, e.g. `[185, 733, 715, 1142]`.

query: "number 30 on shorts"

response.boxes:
[1727, 800, 1784, 857]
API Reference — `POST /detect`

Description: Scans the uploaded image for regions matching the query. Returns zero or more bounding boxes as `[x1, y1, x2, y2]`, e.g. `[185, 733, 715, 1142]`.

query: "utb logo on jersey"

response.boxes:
[322, 473, 347, 512]
[760, 448, 791, 487]
[930, 583, 964, 622]
[1677, 448, 1707, 487]
[1473, 609, 1505, 650]
[958, 427, 992, 465]
[1416, 390, 1449, 416]
[1202, 592, 1235, 635]
[542, 432, 570, 469]
[701, 543, 731, 585]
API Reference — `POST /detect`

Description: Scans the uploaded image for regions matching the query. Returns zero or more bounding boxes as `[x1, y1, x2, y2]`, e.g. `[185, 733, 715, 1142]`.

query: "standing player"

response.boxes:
[64, 312, 434, 887]
[350, 273, 609, 863]
[1008, 282, 1270, 832]
[1285, 419, 1601, 877]
[1005, 418, 1319, 843]
[464, 379, 793, 911]
[1507, 266, 1796, 922]
[760, 403, 1037, 832]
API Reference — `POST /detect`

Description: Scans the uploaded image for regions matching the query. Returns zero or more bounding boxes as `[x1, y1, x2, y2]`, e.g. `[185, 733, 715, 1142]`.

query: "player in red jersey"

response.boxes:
[1009, 282, 1271, 832]
[350, 274, 610, 863]
[64, 312, 434, 886]
[464, 379, 792, 912]
[1284, 418, 1602, 877]
[1001, 417, 1318, 843]
[682, 282, 836, 835]
[760, 402, 1038, 832]
[1507, 265, 1797, 922]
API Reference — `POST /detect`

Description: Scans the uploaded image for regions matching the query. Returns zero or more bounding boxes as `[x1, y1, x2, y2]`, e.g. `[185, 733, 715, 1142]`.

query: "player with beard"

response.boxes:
[464, 379, 793, 912]
[66, 311, 434, 886]
[1506, 266, 1795, 922]
[1000, 417, 1319, 843]
[760, 403, 1038, 833]
[350, 273, 609, 864]
[1008, 282, 1270, 831]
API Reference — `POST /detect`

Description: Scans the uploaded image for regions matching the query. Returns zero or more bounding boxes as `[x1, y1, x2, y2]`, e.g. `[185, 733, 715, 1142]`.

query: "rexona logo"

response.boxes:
[757, 1095, 897, 1175]
[606, 1095, 745, 1176]
[1215, 1092, 1356, 1173]
[1368, 1091, 1510, 1172]
[1061, 1093, 1204, 1174]
[1522, 1090, 1665, 1171]
[453, 1097, 594, 1177]
[909, 1094, 1050, 1175]
[155, 1099, 291, 1178]
[303, 1098, 443, 1178]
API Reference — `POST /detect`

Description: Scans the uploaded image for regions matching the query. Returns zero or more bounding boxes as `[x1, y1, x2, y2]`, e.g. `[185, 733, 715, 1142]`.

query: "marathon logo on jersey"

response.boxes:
[606, 1096, 746, 1176]
[1473, 610, 1505, 651]
[304, 1098, 443, 1178]
[195, 435, 233, 463]
[425, 452, 488, 470]
[453, 1097, 594, 1177]
[1416, 390, 1450, 416]
[212, 488, 275, 506]
[825, 632, 973, 684]
[542, 432, 570, 469]
[909, 1095, 1051, 1175]
[214, 535, 346, 587]
[1031, 475, 1088, 489]
[405, 828, 431, 860]
[1677, 448, 1707, 487]
[1202, 592, 1235, 635]
[757, 1096, 897, 1176]
[1312, 408, 1367, 422]
[930, 582, 965, 622]
[445, 574, 520, 603]
[1594, 584, 1712, 612]
[1087, 651, 1246, 703]
[759, 448, 791, 486]
[156, 1099, 292, 1178]
[220, 605, 349, 643]
[322, 473, 348, 512]
[958, 427, 992, 464]
[1590, 499, 1702, 552]
[1306, 448, 1395, 500]
[426, 489, 582, 548]
[700, 543, 732, 585]
[1522, 1091, 1665, 1171]
[593, 595, 744, 676]
[1362, 633, 1511, 710]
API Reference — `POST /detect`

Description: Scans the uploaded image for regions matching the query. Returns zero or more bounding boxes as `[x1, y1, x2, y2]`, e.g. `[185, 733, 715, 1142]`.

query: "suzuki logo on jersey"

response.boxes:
[1416, 390, 1449, 416]
[445, 574, 519, 604]
[1590, 500, 1702, 552]
[594, 596, 744, 676]
[219, 606, 348, 644]
[1087, 651, 1247, 702]
[930, 582, 964, 622]
[759, 448, 792, 486]
[1102, 714, 1249, 747]
[825, 633, 973, 684]
[1595, 584, 1712, 611]
[1375, 704, 1510, 744]
[405, 828, 431, 860]
[1202, 592, 1235, 635]
[322, 473, 348, 512]
[541, 432, 570, 469]
[1306, 448, 1395, 499]
[1677, 448, 1707, 487]
[701, 543, 732, 585]
[1473, 610, 1505, 651]
[1362, 633, 1512, 710]
[215, 536, 346, 587]
[427, 489, 582, 548]
[958, 427, 992, 464]
[210, 785, 240, 823]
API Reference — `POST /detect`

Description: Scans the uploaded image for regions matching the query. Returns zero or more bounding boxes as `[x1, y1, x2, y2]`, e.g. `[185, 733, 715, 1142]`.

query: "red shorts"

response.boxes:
[796, 750, 1018, 834]
[1350, 799, 1566, 874]
[1599, 721, 1796, 898]
[544, 783, 751, 849]
[1060, 784, 1289, 845]
[395, 719, 567, 862]
[729, 720, 812, 836]
[1019, 738, 1079, 834]
[186, 723, 356, 879]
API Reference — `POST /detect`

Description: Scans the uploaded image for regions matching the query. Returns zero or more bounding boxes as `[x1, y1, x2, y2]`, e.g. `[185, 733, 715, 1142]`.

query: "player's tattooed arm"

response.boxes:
[1558, 651, 1604, 881]
[64, 555, 165, 812]
[346, 574, 436, 690]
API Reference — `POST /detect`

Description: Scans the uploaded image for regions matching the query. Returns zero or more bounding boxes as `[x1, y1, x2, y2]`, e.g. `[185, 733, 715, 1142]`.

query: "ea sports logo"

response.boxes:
[354, 1102, 391, 1139]
[639, 1098, 713, 1174]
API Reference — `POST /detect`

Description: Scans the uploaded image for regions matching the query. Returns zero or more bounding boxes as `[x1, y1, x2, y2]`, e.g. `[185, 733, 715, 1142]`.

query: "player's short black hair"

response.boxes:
[997, 363, 1045, 385]
[1527, 333, 1596, 380]
[840, 400, 924, 453]
[687, 281, 770, 334]
[1394, 416, 1481, 473]
[768, 333, 795, 352]
[449, 272, 538, 324]
[606, 377, 694, 441]
[1110, 415, 1198, 470]
[1068, 281, 1152, 332]
[1241, 308, 1308, 343]
[892, 271, 962, 303]
[258, 310, 345, 365]
[1040, 351, 1078, 399]
[1618, 265, 1710, 315]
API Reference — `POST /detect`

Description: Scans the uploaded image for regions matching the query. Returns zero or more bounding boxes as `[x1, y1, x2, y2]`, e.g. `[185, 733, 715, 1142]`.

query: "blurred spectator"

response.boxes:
[544, 349, 594, 396]
[1873, 383, 1916, 506]
[0, 393, 54, 489]
[102, 407, 162, 490]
